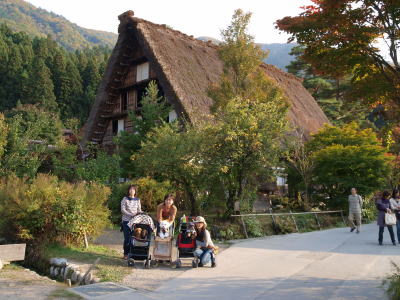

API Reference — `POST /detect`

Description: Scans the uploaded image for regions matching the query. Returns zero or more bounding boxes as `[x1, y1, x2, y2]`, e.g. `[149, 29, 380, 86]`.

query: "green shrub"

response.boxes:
[0, 173, 111, 245]
[362, 194, 377, 222]
[383, 261, 400, 300]
[108, 177, 173, 223]
[244, 216, 264, 237]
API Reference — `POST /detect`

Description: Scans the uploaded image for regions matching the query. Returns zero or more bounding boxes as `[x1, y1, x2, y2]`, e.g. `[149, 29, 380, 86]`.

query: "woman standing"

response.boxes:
[376, 191, 396, 246]
[193, 216, 217, 268]
[156, 193, 177, 232]
[121, 185, 142, 259]
[390, 189, 400, 243]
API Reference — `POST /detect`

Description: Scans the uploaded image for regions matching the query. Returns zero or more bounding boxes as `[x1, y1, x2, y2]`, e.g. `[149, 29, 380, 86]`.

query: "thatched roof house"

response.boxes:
[83, 11, 329, 150]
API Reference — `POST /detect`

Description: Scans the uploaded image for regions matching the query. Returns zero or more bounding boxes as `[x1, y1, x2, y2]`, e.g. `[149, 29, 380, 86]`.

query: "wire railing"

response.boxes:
[231, 210, 345, 239]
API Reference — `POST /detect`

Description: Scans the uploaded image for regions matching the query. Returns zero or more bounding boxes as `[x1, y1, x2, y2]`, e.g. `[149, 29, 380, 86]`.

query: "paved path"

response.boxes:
[74, 223, 400, 299]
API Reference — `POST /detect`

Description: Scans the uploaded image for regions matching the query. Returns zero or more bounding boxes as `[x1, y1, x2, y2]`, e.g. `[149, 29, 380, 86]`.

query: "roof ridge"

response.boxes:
[117, 10, 218, 49]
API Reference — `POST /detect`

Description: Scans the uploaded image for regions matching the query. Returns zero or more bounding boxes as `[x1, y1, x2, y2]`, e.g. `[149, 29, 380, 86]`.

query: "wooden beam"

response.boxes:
[97, 123, 106, 128]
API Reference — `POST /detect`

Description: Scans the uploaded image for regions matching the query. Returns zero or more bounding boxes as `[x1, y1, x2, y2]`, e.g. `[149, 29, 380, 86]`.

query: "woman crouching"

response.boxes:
[193, 216, 217, 268]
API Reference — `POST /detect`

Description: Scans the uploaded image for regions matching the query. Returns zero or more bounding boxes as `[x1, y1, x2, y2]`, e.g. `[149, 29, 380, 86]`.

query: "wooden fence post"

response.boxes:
[314, 213, 321, 230]
[240, 216, 249, 239]
[340, 211, 346, 226]
[290, 210, 299, 232]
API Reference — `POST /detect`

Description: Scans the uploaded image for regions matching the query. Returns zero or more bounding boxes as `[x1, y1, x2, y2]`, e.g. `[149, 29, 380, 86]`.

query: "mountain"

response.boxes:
[197, 36, 296, 71]
[259, 43, 297, 71]
[0, 0, 117, 50]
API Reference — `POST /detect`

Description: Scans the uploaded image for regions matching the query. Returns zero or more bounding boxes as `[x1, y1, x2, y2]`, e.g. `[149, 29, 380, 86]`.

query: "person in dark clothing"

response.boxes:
[376, 191, 396, 246]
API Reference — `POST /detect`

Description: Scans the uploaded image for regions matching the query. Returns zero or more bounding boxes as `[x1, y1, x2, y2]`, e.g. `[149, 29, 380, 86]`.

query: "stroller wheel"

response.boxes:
[176, 259, 182, 269]
[127, 259, 135, 267]
[192, 259, 198, 268]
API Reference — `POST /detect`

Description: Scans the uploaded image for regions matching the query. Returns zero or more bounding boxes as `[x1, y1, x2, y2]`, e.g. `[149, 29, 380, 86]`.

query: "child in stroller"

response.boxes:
[127, 213, 155, 268]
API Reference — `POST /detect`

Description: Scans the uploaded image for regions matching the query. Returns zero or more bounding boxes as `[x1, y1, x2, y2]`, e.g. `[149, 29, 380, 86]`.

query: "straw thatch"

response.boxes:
[83, 11, 329, 144]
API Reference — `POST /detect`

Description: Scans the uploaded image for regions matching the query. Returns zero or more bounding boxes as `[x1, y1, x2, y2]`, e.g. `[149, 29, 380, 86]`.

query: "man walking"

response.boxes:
[348, 188, 363, 233]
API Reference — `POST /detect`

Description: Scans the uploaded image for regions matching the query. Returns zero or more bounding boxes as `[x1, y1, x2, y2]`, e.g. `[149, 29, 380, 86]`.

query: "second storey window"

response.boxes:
[136, 62, 149, 82]
[121, 92, 128, 112]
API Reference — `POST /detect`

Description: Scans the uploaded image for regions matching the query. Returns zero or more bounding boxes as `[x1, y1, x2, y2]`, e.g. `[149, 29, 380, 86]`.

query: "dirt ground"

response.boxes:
[0, 264, 80, 300]
[94, 229, 228, 291]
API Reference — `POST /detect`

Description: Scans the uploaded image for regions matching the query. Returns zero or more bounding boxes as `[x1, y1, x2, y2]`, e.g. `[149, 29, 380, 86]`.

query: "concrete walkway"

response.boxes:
[74, 223, 400, 299]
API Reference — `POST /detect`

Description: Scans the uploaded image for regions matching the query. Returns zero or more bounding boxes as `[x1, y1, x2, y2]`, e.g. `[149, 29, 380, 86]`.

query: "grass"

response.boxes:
[45, 244, 131, 282]
[47, 289, 83, 299]
[2, 263, 24, 270]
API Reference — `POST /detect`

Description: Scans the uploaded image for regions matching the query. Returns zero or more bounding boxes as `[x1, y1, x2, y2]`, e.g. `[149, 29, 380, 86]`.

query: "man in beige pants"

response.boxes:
[348, 188, 363, 233]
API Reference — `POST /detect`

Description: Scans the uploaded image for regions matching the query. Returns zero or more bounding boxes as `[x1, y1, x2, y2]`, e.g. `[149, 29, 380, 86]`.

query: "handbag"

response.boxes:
[385, 213, 397, 226]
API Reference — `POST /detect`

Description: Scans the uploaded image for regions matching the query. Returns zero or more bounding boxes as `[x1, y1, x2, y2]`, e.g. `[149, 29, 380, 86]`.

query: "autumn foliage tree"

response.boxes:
[276, 0, 400, 118]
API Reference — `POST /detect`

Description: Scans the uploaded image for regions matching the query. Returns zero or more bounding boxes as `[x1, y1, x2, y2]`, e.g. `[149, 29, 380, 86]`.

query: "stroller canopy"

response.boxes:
[128, 213, 155, 231]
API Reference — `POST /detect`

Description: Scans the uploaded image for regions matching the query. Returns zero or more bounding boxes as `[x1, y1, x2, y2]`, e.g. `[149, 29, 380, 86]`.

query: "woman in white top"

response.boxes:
[390, 189, 400, 243]
[193, 216, 217, 268]
[121, 185, 142, 259]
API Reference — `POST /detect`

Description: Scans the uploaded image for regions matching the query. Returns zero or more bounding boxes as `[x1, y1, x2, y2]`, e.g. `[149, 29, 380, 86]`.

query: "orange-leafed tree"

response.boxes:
[276, 0, 400, 116]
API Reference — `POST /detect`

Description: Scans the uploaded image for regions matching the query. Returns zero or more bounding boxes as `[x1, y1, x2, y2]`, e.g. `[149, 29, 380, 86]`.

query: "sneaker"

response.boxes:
[198, 262, 204, 267]
[211, 261, 217, 268]
[350, 227, 355, 232]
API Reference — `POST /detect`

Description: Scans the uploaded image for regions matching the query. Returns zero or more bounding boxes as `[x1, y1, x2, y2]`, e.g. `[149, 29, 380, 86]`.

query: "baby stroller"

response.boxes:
[175, 216, 197, 268]
[127, 213, 155, 268]
[151, 221, 176, 268]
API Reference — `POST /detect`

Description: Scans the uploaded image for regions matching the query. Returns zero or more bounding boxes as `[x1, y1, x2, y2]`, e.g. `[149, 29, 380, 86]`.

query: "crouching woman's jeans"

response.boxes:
[194, 248, 215, 265]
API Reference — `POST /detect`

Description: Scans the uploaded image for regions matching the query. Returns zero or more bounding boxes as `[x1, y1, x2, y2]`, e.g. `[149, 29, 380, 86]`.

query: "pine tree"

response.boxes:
[25, 57, 58, 112]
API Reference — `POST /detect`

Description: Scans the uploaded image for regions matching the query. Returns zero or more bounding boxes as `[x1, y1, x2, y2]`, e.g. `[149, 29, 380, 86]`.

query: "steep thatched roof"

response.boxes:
[83, 11, 329, 144]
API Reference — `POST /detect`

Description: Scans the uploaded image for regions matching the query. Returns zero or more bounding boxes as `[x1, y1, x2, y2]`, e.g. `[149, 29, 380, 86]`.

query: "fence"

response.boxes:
[231, 210, 345, 239]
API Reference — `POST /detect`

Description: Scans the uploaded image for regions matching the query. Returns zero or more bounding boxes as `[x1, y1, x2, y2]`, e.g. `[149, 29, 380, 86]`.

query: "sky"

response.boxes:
[24, 0, 313, 44]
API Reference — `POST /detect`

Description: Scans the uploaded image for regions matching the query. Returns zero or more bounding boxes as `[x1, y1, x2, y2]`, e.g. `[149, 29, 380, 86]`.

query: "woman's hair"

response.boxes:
[392, 189, 400, 199]
[163, 193, 175, 204]
[383, 190, 391, 199]
[127, 185, 138, 197]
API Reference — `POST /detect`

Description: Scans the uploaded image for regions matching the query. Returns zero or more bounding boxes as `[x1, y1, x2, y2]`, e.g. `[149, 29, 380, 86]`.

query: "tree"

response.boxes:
[207, 9, 289, 214]
[209, 9, 272, 111]
[284, 130, 314, 209]
[25, 56, 58, 112]
[204, 96, 288, 215]
[5, 104, 63, 145]
[0, 113, 8, 159]
[117, 81, 169, 178]
[0, 114, 47, 178]
[133, 123, 207, 215]
[308, 123, 391, 207]
[286, 46, 372, 126]
[276, 0, 400, 118]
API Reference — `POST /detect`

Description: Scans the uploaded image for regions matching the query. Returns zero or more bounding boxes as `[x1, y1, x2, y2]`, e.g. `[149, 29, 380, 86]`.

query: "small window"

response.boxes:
[118, 119, 124, 133]
[136, 62, 149, 82]
[121, 92, 128, 111]
[112, 120, 118, 136]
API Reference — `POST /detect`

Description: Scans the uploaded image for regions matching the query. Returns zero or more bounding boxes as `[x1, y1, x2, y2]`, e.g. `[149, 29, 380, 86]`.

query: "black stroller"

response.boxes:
[175, 216, 197, 268]
[127, 213, 155, 268]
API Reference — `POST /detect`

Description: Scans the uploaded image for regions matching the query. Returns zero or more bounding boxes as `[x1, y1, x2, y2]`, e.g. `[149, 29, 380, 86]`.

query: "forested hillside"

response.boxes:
[0, 0, 117, 50]
[0, 24, 110, 124]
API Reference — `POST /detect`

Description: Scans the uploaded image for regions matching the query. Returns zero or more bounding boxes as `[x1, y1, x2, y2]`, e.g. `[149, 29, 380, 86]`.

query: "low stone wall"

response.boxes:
[49, 258, 100, 286]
